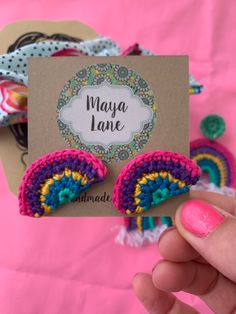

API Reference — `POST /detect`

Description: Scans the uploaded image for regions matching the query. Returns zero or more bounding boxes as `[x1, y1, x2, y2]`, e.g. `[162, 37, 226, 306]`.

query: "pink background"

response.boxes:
[0, 1, 235, 313]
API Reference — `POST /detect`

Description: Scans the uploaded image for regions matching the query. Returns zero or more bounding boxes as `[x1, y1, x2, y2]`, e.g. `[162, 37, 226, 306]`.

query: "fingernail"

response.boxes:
[180, 199, 225, 237]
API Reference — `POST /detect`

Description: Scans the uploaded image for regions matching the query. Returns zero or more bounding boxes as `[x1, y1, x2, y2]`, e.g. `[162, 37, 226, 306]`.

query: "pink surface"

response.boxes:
[0, 1, 235, 313]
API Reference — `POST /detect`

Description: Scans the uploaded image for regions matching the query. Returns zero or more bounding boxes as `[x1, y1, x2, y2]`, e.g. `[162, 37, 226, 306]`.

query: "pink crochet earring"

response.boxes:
[113, 150, 201, 215]
[19, 149, 107, 217]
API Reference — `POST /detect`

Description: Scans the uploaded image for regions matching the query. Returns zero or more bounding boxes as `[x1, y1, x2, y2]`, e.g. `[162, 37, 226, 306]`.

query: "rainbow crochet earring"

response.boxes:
[19, 149, 107, 217]
[113, 151, 201, 215]
[190, 115, 236, 188]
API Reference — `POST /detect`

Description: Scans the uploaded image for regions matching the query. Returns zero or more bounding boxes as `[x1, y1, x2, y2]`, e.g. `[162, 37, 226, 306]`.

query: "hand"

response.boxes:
[132, 191, 236, 314]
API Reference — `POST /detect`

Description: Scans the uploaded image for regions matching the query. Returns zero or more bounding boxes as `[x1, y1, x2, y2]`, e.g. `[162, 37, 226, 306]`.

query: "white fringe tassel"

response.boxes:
[113, 225, 168, 248]
[191, 180, 236, 197]
[113, 181, 236, 247]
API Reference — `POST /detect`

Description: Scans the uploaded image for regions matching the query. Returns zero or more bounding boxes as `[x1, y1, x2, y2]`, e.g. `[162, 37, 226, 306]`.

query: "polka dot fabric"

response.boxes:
[0, 36, 120, 126]
[0, 36, 203, 127]
[0, 37, 120, 85]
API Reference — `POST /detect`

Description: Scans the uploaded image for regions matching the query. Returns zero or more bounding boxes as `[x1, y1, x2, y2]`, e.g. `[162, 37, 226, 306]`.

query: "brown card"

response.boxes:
[0, 20, 97, 196]
[0, 20, 96, 54]
[28, 56, 189, 217]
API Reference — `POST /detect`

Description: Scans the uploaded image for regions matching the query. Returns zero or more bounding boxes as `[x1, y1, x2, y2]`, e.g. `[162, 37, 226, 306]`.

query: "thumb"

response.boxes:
[175, 199, 236, 282]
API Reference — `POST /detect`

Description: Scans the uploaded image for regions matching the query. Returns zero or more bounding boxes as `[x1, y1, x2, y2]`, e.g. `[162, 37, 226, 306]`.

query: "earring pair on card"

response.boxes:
[19, 148, 201, 218]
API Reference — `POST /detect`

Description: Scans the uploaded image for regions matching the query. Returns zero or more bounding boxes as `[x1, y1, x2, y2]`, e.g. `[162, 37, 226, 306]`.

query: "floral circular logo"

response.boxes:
[57, 63, 157, 163]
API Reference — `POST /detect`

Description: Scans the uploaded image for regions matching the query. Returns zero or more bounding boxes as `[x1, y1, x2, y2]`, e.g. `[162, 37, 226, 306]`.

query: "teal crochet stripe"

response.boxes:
[136, 175, 190, 212]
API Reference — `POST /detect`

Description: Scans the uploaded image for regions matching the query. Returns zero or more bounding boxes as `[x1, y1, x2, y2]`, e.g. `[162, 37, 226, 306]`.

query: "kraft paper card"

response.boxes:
[28, 56, 189, 216]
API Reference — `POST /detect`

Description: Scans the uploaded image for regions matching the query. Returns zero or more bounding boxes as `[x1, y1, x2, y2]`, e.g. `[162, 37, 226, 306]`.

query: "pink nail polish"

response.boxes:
[180, 199, 225, 237]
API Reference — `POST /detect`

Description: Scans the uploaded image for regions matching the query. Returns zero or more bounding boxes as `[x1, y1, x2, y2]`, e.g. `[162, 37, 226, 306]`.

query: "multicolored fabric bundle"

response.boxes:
[0, 80, 27, 126]
[19, 149, 107, 217]
[0, 37, 120, 127]
[0, 37, 203, 127]
[113, 151, 201, 215]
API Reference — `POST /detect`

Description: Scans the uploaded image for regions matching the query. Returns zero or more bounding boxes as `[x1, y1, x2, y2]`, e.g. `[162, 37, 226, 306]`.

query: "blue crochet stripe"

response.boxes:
[137, 176, 189, 211]
[44, 176, 91, 209]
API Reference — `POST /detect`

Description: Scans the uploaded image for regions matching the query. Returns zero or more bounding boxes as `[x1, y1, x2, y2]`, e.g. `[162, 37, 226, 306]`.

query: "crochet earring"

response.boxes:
[112, 150, 201, 215]
[190, 114, 236, 189]
[19, 149, 107, 217]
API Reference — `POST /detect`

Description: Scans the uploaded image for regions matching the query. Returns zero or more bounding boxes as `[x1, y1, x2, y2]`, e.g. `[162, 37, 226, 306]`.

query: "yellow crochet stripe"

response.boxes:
[136, 216, 142, 232]
[192, 153, 226, 187]
[34, 169, 88, 218]
[125, 171, 186, 215]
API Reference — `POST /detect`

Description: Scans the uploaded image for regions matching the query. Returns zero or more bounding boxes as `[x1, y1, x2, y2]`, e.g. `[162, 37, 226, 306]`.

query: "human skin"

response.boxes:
[132, 190, 236, 314]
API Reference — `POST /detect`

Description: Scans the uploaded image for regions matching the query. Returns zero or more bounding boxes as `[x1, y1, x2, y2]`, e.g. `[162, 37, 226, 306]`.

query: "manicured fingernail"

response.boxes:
[180, 199, 225, 237]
